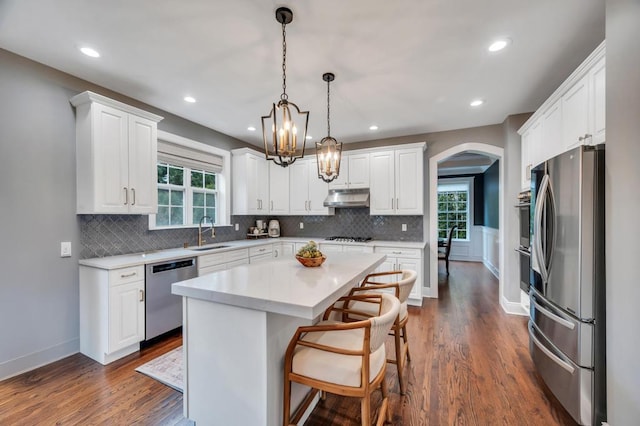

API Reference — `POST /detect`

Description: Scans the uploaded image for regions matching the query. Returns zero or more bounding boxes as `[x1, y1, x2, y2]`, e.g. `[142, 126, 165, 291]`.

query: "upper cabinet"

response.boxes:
[71, 91, 163, 214]
[328, 152, 370, 190]
[289, 158, 334, 215]
[232, 148, 269, 215]
[370, 143, 425, 215]
[268, 161, 290, 214]
[518, 41, 605, 190]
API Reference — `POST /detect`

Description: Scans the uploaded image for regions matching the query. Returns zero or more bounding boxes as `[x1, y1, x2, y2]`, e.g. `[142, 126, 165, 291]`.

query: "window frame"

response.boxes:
[437, 177, 473, 242]
[149, 131, 231, 230]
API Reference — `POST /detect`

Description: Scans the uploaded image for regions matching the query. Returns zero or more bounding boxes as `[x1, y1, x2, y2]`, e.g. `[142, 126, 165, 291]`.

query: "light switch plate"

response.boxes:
[299, 222, 304, 229]
[235, 223, 239, 231]
[60, 241, 72, 257]
[402, 224, 407, 232]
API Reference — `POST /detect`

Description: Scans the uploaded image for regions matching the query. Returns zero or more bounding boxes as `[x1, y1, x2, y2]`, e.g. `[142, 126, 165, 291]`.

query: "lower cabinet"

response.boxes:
[373, 246, 423, 306]
[198, 248, 249, 275]
[249, 244, 273, 263]
[80, 265, 145, 365]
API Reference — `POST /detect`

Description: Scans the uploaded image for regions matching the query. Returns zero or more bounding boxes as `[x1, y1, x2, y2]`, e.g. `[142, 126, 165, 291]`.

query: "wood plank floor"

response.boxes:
[0, 262, 576, 425]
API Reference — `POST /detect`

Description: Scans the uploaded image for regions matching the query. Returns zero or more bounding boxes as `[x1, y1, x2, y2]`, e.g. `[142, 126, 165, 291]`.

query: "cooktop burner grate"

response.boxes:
[325, 236, 373, 243]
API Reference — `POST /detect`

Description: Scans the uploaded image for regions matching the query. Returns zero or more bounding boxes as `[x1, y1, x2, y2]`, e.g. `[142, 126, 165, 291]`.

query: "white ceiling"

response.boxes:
[0, 0, 605, 147]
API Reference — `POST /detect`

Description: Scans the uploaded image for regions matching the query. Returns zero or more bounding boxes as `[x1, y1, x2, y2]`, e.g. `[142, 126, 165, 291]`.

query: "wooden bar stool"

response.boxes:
[349, 269, 417, 394]
[283, 293, 400, 426]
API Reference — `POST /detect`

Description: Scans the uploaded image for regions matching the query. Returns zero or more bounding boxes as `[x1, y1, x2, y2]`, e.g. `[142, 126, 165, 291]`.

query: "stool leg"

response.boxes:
[403, 324, 411, 362]
[393, 322, 406, 395]
[283, 375, 291, 426]
[361, 394, 371, 426]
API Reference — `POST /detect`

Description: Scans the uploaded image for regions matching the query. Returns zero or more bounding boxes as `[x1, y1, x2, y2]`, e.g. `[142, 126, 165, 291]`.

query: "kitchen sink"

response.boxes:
[188, 245, 230, 252]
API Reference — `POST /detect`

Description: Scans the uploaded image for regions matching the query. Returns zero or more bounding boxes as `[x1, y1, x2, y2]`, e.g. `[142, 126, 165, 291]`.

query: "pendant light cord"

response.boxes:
[281, 21, 288, 100]
[326, 78, 331, 137]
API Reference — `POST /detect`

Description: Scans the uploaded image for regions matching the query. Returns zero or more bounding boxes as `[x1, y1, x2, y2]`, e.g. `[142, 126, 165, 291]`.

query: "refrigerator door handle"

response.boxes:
[532, 297, 576, 330]
[545, 177, 557, 277]
[529, 322, 576, 374]
[533, 174, 550, 283]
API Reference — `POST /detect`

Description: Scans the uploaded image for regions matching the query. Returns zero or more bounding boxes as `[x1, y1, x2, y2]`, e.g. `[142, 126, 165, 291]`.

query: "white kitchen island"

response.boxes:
[172, 252, 386, 426]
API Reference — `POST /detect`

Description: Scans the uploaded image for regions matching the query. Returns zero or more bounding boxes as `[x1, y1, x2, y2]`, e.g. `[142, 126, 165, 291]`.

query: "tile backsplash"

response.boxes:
[79, 209, 423, 259]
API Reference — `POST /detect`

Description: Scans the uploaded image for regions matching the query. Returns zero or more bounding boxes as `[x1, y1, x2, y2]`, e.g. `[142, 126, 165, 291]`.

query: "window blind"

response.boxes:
[157, 140, 223, 173]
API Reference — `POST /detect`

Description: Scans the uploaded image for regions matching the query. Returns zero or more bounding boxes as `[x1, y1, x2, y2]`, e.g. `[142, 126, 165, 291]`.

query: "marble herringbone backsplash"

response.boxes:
[79, 209, 423, 259]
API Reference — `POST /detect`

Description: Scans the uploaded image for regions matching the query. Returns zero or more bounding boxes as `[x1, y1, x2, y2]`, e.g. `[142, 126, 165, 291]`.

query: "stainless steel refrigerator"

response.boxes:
[529, 144, 606, 426]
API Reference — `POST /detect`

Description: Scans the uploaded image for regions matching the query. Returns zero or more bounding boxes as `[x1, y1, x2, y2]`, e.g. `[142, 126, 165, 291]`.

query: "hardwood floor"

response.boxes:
[0, 262, 576, 425]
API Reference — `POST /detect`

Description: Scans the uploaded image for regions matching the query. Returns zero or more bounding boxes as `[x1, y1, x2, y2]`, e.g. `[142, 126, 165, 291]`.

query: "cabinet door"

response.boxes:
[245, 154, 262, 214]
[279, 243, 295, 256]
[369, 150, 395, 214]
[328, 154, 349, 190]
[395, 148, 423, 215]
[318, 244, 343, 253]
[528, 120, 544, 170]
[307, 159, 330, 214]
[347, 153, 370, 189]
[269, 161, 290, 214]
[108, 281, 144, 352]
[521, 129, 532, 191]
[542, 100, 563, 163]
[397, 257, 421, 300]
[289, 161, 309, 214]
[256, 157, 269, 213]
[562, 75, 589, 151]
[128, 115, 158, 214]
[590, 57, 606, 144]
[93, 104, 129, 213]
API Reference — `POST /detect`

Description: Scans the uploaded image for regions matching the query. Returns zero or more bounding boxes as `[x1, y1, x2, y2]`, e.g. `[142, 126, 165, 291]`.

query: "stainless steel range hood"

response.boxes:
[323, 188, 370, 208]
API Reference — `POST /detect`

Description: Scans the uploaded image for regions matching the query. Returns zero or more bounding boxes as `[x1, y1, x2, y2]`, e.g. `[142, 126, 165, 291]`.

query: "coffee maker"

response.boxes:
[268, 220, 280, 237]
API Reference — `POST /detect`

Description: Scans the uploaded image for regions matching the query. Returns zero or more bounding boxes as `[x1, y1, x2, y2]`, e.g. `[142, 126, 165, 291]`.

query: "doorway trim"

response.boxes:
[428, 143, 506, 309]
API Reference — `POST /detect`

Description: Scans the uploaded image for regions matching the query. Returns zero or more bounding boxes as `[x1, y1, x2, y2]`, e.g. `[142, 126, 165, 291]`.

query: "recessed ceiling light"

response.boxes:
[470, 99, 484, 107]
[488, 39, 509, 52]
[247, 126, 256, 131]
[184, 96, 196, 103]
[369, 125, 379, 131]
[79, 47, 100, 58]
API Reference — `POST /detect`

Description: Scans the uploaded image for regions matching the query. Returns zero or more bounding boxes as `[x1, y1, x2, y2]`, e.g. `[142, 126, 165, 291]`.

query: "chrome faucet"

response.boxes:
[198, 215, 215, 246]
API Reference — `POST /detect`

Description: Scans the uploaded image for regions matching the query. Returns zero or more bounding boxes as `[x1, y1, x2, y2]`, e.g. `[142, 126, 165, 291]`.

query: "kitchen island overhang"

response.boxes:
[172, 252, 387, 426]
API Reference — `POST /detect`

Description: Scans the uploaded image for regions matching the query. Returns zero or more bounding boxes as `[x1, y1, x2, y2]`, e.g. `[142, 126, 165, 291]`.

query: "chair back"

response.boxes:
[369, 293, 400, 352]
[445, 225, 457, 258]
[396, 270, 418, 304]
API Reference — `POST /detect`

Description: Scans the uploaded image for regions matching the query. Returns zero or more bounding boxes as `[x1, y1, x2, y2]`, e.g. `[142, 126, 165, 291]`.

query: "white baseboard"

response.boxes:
[483, 259, 499, 279]
[500, 296, 528, 316]
[0, 338, 79, 381]
[422, 286, 437, 298]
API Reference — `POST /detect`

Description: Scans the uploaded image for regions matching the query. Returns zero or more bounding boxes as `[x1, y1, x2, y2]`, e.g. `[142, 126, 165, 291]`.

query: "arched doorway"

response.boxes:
[428, 143, 506, 309]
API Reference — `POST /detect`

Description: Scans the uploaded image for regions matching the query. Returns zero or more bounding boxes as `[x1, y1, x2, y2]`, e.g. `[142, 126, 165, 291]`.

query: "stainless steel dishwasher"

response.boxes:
[145, 257, 197, 340]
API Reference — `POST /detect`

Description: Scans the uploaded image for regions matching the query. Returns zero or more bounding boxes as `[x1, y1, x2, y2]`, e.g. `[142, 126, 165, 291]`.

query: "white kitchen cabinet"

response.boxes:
[198, 248, 249, 275]
[373, 246, 423, 306]
[71, 91, 162, 215]
[328, 152, 370, 190]
[269, 161, 290, 214]
[519, 42, 605, 168]
[249, 244, 273, 263]
[318, 243, 343, 253]
[274, 242, 294, 258]
[289, 158, 334, 215]
[232, 149, 269, 215]
[370, 144, 424, 215]
[80, 265, 145, 365]
[521, 119, 543, 190]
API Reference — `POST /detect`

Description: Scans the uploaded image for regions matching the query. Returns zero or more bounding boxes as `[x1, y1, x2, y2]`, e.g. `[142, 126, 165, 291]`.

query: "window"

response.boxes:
[437, 180, 471, 241]
[156, 164, 218, 227]
[150, 131, 230, 230]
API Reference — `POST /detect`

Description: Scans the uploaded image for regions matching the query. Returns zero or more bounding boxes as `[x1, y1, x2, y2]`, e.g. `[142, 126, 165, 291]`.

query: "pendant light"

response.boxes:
[316, 72, 342, 182]
[261, 7, 309, 168]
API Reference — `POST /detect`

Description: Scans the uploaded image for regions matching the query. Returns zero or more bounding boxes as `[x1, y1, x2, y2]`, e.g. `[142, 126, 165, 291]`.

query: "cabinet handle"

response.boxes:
[397, 198, 399, 209]
[578, 133, 592, 142]
[392, 251, 402, 255]
[124, 187, 128, 205]
[120, 272, 137, 278]
[274, 249, 279, 258]
[139, 289, 145, 302]
[391, 198, 394, 209]
[131, 188, 136, 205]
[308, 200, 311, 211]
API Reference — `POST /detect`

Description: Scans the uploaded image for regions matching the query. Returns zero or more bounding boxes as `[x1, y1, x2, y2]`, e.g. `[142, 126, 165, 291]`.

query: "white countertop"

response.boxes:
[79, 237, 427, 270]
[172, 253, 387, 319]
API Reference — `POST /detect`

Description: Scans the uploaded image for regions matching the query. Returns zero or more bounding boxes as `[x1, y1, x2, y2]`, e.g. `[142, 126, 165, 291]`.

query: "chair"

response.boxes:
[346, 270, 417, 395]
[283, 293, 400, 426]
[438, 226, 457, 275]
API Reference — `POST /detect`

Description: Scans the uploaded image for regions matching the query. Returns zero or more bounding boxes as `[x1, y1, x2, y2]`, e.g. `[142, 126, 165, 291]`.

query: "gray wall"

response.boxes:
[0, 49, 251, 379]
[482, 161, 500, 229]
[605, 0, 640, 423]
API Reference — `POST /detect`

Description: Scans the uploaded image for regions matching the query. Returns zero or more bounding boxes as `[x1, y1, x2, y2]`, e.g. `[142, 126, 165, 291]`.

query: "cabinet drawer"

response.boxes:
[250, 245, 272, 257]
[319, 244, 343, 253]
[374, 247, 421, 258]
[250, 253, 272, 264]
[109, 265, 144, 286]
[198, 252, 226, 268]
[226, 248, 249, 262]
[199, 264, 227, 276]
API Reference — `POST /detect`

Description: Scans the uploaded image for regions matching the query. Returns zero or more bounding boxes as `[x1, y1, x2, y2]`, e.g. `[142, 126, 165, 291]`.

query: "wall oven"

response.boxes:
[515, 190, 531, 292]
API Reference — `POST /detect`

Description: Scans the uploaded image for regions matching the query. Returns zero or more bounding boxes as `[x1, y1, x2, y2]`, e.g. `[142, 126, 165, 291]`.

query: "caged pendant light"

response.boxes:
[316, 72, 342, 182]
[261, 7, 309, 168]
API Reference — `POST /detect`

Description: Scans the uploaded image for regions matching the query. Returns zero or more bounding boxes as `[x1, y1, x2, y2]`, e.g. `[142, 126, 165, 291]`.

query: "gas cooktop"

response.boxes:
[324, 236, 373, 243]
